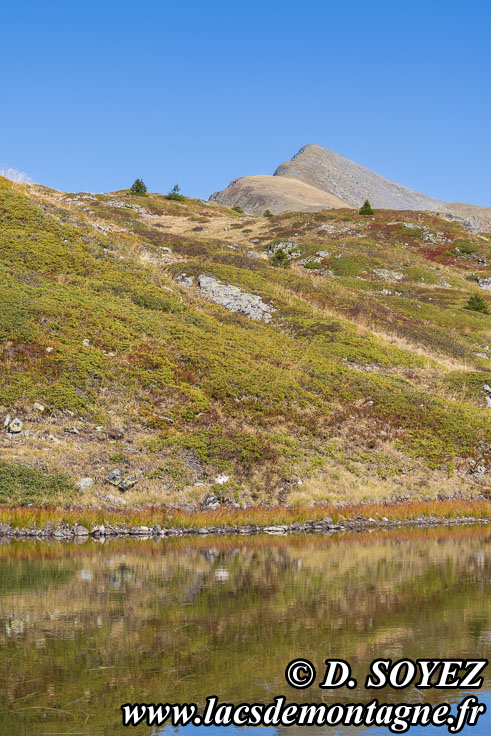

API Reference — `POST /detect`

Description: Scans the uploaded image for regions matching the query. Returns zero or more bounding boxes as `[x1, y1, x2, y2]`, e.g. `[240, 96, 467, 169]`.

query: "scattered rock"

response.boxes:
[76, 477, 94, 491]
[214, 474, 230, 485]
[372, 268, 404, 281]
[33, 402, 45, 413]
[264, 525, 288, 535]
[266, 240, 300, 258]
[103, 493, 127, 505]
[7, 418, 23, 434]
[104, 468, 138, 491]
[483, 384, 491, 408]
[477, 277, 491, 292]
[73, 524, 89, 536]
[177, 273, 194, 287]
[197, 274, 275, 322]
[118, 475, 138, 492]
[105, 469, 122, 486]
[105, 198, 148, 214]
[471, 464, 486, 480]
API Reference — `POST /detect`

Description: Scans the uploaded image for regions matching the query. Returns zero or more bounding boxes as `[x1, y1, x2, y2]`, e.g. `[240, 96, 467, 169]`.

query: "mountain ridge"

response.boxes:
[274, 144, 449, 210]
[211, 144, 491, 231]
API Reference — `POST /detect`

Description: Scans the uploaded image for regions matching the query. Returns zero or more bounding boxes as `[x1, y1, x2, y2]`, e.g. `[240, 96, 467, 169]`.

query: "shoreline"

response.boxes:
[0, 499, 489, 541]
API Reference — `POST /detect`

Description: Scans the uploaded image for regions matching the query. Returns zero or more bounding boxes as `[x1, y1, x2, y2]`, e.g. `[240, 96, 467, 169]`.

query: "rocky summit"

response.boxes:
[211, 144, 491, 232]
[0, 174, 490, 511]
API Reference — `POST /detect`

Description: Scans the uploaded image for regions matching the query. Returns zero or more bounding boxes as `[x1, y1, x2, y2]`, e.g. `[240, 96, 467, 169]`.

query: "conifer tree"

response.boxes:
[167, 184, 185, 201]
[359, 199, 374, 215]
[130, 178, 147, 195]
[270, 249, 290, 268]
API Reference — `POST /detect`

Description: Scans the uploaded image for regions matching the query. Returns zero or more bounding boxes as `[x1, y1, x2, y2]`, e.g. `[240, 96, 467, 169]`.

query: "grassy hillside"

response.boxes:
[0, 177, 489, 508]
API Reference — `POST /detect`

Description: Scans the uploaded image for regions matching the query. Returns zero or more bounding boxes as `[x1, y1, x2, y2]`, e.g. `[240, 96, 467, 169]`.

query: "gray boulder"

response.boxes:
[198, 275, 275, 323]
[105, 469, 122, 486]
[8, 418, 23, 434]
[118, 475, 138, 492]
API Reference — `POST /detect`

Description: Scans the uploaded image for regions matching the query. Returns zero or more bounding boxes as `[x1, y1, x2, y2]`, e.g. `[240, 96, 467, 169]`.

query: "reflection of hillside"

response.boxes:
[0, 527, 489, 734]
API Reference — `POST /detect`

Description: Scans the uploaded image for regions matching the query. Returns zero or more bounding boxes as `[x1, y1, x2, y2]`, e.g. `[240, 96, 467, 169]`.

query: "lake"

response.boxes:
[0, 526, 489, 734]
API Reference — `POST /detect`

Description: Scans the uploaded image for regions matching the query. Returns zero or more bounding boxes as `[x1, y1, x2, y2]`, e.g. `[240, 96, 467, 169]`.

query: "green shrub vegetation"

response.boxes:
[465, 293, 490, 314]
[0, 460, 74, 505]
[0, 176, 489, 507]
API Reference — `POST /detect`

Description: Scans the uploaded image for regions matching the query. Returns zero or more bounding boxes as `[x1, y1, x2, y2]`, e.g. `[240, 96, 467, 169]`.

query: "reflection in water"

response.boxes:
[0, 526, 489, 735]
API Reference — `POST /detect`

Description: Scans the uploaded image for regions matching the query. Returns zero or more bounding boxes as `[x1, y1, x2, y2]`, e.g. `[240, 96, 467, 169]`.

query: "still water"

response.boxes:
[0, 526, 489, 735]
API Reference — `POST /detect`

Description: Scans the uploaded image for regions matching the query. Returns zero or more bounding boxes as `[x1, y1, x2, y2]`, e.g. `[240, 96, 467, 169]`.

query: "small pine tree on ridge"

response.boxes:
[130, 178, 147, 195]
[167, 184, 185, 202]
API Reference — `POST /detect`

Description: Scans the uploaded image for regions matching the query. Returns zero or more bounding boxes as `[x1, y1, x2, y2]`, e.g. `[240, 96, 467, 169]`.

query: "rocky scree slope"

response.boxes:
[0, 176, 490, 510]
[274, 145, 448, 210]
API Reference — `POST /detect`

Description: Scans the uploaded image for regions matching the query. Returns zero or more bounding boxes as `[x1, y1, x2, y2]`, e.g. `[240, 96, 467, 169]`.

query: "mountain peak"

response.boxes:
[274, 144, 447, 211]
[209, 145, 491, 230]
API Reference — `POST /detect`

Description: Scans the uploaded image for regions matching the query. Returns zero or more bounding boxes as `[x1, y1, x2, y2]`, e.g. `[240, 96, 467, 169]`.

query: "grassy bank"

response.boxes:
[0, 498, 489, 532]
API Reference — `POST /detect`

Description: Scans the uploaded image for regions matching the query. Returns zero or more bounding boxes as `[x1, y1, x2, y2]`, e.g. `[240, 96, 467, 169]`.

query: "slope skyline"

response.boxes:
[1, 2, 490, 204]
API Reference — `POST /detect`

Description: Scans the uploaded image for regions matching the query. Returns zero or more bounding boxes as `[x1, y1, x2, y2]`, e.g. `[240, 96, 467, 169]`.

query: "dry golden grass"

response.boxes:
[288, 281, 473, 373]
[0, 498, 489, 532]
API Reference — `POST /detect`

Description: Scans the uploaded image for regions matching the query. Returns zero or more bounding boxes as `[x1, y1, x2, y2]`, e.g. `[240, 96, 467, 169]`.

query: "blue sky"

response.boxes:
[2, 0, 490, 203]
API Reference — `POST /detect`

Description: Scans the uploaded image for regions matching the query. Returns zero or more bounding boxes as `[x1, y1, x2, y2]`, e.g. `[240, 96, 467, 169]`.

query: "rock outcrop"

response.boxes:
[198, 275, 275, 322]
[178, 273, 275, 322]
